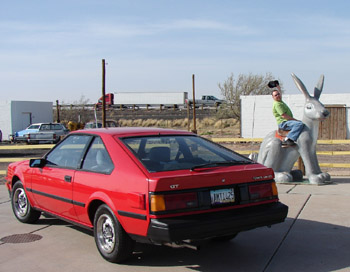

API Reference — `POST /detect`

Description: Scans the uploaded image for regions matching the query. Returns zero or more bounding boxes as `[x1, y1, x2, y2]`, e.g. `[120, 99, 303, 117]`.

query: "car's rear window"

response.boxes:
[121, 135, 252, 172]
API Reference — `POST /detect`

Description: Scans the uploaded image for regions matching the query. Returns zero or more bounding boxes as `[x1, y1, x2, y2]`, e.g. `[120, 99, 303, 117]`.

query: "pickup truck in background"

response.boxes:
[185, 95, 223, 107]
[26, 131, 62, 144]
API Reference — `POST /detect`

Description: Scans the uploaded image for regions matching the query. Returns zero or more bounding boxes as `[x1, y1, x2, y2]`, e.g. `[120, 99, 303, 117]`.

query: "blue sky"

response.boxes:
[1, 0, 350, 103]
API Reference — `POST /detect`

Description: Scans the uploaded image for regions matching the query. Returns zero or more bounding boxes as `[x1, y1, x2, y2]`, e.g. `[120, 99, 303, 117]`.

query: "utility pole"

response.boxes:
[187, 101, 190, 131]
[192, 74, 197, 134]
[56, 100, 60, 123]
[102, 59, 106, 128]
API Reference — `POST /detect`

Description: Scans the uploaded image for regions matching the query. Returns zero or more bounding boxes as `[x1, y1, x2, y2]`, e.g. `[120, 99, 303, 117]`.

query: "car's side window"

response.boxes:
[28, 125, 40, 130]
[41, 124, 50, 131]
[82, 137, 114, 174]
[46, 135, 91, 168]
[52, 124, 62, 130]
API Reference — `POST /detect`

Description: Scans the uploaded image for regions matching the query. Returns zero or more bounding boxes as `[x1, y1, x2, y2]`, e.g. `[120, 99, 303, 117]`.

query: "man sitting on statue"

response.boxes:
[268, 80, 304, 147]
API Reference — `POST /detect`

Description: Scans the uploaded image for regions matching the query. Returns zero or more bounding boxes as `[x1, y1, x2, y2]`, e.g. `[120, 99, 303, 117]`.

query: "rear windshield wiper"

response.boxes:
[190, 160, 252, 171]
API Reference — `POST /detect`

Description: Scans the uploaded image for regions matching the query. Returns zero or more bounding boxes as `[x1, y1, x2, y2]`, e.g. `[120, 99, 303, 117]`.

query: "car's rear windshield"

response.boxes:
[121, 135, 252, 172]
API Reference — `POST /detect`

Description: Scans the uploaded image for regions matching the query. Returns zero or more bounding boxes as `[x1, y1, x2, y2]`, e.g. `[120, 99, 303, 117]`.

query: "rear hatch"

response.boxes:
[147, 164, 278, 218]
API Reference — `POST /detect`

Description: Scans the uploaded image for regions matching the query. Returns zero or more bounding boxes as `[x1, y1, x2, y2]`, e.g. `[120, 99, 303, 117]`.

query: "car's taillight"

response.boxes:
[248, 182, 278, 201]
[151, 192, 198, 213]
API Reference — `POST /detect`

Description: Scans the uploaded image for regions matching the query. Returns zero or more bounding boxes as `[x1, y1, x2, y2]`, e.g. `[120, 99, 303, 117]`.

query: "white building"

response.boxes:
[241, 94, 350, 139]
[0, 101, 53, 141]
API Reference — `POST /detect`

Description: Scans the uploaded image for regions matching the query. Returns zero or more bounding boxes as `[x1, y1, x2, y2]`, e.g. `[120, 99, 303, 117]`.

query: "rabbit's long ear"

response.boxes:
[314, 74, 324, 100]
[291, 73, 310, 99]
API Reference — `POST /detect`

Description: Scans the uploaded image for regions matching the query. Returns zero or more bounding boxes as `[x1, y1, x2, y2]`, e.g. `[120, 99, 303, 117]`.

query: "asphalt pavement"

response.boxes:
[0, 177, 349, 272]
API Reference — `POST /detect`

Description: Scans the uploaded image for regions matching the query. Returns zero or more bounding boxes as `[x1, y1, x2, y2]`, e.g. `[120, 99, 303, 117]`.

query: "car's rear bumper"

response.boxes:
[147, 202, 288, 243]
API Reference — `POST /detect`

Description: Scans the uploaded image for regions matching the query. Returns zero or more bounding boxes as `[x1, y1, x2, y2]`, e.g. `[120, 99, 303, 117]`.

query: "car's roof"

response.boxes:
[29, 123, 62, 126]
[28, 123, 43, 126]
[86, 120, 116, 123]
[73, 127, 195, 137]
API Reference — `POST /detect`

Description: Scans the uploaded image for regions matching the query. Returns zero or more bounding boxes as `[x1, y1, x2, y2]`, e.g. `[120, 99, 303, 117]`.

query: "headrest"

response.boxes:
[149, 147, 170, 162]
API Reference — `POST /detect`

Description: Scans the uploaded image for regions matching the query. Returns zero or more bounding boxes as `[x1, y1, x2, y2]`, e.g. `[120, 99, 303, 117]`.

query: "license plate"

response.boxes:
[210, 188, 235, 205]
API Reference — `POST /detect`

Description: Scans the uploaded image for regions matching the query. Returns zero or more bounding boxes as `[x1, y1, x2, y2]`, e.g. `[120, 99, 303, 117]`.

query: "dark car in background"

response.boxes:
[84, 120, 118, 129]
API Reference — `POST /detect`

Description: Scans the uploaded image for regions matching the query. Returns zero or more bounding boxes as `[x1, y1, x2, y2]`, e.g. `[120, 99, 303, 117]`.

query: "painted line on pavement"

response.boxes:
[0, 145, 54, 150]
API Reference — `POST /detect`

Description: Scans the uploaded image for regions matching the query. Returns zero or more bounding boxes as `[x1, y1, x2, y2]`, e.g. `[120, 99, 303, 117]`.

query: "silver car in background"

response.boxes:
[12, 123, 69, 144]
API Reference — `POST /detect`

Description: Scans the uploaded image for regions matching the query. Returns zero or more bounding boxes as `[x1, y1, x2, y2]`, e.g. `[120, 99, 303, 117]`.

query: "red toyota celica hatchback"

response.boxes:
[6, 128, 288, 263]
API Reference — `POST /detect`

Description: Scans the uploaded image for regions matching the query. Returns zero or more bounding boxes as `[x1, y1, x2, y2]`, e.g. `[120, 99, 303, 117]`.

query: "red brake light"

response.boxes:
[164, 192, 198, 210]
[249, 183, 275, 200]
[151, 192, 198, 212]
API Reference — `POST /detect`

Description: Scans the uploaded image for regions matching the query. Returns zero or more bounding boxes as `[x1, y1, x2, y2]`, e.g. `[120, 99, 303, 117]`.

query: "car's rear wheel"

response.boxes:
[11, 181, 41, 223]
[94, 204, 135, 263]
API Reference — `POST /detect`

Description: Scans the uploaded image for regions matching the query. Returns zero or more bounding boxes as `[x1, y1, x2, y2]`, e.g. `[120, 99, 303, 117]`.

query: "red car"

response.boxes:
[6, 128, 288, 263]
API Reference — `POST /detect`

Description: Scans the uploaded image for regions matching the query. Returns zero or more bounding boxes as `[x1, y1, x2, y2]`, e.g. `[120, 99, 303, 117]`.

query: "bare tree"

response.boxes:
[217, 72, 282, 119]
[57, 95, 92, 123]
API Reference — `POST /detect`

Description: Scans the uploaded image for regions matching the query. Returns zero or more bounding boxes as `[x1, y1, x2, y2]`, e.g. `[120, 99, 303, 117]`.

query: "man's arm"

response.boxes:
[281, 113, 297, 121]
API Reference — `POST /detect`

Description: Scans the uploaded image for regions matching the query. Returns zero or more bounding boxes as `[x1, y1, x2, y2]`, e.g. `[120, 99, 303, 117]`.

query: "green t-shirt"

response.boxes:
[272, 100, 293, 125]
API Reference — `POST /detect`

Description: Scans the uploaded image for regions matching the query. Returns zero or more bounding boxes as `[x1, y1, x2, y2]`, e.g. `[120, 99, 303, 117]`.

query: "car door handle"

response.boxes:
[64, 175, 72, 183]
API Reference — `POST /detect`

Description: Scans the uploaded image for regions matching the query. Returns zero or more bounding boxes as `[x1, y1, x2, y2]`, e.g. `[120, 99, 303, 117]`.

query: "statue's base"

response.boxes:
[277, 178, 333, 185]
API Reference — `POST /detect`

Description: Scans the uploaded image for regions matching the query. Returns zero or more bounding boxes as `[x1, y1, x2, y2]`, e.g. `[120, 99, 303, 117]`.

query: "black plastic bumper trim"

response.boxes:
[27, 188, 85, 207]
[147, 202, 288, 243]
[118, 210, 147, 220]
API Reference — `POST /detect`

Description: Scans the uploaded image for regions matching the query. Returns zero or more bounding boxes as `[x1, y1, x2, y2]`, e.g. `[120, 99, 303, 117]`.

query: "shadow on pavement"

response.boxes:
[122, 219, 349, 272]
[2, 208, 349, 271]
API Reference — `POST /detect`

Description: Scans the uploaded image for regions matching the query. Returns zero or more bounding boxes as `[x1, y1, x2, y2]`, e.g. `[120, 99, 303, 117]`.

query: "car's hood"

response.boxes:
[16, 129, 39, 137]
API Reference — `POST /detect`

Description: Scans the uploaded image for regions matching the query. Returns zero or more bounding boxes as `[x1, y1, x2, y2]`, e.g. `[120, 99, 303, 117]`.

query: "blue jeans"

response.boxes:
[278, 120, 304, 142]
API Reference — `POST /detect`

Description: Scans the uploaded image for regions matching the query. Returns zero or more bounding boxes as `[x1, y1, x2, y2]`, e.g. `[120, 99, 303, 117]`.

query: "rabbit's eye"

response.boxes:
[306, 104, 313, 110]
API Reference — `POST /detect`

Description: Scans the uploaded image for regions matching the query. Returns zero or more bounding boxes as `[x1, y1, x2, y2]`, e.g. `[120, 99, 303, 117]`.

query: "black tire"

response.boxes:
[94, 204, 135, 263]
[11, 181, 41, 223]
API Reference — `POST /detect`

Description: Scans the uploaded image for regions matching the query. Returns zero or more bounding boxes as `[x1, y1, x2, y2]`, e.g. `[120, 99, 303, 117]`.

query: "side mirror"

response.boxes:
[29, 158, 46, 168]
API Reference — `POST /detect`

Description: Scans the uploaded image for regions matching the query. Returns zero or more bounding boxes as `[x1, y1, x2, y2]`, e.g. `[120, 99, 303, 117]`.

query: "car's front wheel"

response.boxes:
[94, 204, 135, 263]
[11, 181, 41, 223]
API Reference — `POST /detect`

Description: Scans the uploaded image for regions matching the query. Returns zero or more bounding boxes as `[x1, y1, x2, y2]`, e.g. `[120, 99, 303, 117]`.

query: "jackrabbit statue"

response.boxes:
[257, 73, 331, 184]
